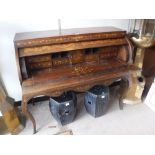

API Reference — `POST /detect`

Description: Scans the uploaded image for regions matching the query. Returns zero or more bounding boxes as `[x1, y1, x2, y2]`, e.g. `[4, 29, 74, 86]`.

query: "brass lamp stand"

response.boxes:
[123, 19, 155, 104]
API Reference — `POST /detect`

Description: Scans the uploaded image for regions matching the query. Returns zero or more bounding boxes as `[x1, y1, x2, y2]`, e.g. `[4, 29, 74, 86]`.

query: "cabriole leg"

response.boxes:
[22, 96, 37, 134]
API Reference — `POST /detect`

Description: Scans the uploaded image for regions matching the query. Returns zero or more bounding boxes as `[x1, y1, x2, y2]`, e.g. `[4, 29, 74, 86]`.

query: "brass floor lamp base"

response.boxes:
[123, 35, 154, 104]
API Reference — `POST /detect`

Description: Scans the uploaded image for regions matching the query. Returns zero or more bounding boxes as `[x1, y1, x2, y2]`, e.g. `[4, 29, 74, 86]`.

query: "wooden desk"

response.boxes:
[14, 27, 135, 134]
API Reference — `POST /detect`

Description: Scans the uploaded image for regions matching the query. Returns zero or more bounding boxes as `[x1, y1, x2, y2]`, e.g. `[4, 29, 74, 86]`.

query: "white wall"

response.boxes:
[0, 19, 130, 101]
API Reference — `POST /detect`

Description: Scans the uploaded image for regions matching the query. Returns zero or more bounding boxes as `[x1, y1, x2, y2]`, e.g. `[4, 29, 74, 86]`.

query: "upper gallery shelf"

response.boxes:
[14, 27, 126, 48]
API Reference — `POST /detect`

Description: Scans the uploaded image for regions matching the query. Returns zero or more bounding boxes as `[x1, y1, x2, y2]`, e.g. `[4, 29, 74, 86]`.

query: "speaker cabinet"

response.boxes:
[49, 91, 77, 125]
[84, 85, 109, 117]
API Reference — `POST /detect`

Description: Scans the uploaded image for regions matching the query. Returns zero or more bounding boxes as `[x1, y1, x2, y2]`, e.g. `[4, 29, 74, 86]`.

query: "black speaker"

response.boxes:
[49, 91, 77, 125]
[84, 85, 109, 117]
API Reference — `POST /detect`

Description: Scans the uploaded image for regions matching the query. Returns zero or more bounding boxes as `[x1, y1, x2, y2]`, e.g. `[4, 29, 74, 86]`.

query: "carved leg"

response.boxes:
[22, 96, 37, 134]
[119, 77, 129, 110]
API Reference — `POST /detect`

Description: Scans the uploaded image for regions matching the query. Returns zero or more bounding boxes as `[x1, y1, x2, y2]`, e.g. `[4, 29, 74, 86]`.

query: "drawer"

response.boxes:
[52, 58, 70, 67]
[26, 55, 51, 63]
[85, 54, 99, 62]
[28, 61, 52, 70]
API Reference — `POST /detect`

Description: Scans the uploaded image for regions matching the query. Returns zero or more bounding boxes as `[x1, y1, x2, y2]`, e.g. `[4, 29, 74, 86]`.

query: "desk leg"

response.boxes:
[119, 77, 129, 110]
[119, 98, 124, 110]
[22, 97, 37, 134]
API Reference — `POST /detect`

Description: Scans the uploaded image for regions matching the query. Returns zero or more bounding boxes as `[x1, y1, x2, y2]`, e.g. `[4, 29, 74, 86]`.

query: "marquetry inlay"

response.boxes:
[15, 32, 126, 48]
[72, 66, 94, 75]
[53, 59, 70, 66]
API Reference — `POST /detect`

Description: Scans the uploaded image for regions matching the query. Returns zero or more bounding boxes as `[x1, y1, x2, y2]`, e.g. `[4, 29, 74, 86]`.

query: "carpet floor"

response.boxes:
[19, 88, 155, 135]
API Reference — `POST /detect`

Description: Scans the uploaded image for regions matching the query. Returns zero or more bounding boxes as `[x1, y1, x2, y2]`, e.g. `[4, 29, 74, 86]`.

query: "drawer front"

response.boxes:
[52, 58, 70, 67]
[28, 61, 52, 70]
[85, 54, 99, 62]
[26, 55, 51, 63]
